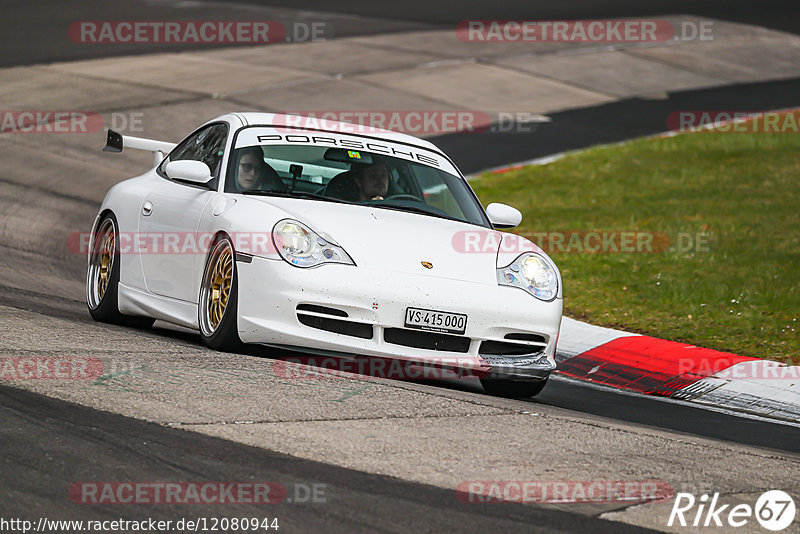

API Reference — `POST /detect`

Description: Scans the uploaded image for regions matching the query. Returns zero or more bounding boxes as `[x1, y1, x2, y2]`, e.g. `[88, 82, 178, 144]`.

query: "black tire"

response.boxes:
[480, 378, 548, 398]
[198, 235, 244, 352]
[86, 213, 155, 329]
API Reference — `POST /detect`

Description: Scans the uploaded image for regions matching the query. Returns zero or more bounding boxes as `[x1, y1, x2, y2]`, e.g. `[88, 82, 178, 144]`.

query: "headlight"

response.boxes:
[497, 253, 558, 301]
[272, 219, 355, 268]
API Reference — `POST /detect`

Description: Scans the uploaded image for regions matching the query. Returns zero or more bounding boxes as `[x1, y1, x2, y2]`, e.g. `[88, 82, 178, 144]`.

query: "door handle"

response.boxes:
[142, 201, 153, 216]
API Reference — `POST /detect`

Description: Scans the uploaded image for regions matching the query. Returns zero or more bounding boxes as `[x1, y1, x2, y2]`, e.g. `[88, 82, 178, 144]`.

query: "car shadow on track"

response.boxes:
[147, 320, 500, 396]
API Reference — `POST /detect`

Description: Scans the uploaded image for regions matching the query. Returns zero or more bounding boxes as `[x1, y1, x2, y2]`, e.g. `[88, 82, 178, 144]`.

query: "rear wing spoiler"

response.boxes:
[103, 129, 177, 166]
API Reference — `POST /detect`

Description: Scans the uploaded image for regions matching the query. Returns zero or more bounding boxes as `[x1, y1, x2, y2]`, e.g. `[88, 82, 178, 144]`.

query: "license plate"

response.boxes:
[404, 307, 467, 335]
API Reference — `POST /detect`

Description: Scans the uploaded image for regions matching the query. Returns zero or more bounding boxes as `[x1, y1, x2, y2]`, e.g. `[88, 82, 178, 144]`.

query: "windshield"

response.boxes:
[225, 144, 489, 226]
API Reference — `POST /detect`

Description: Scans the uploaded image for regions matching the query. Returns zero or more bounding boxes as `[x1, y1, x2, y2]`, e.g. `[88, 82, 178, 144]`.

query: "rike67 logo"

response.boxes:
[669, 490, 796, 531]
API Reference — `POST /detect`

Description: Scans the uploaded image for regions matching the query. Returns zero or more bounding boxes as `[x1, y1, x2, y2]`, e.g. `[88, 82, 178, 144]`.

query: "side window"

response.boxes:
[159, 123, 228, 181]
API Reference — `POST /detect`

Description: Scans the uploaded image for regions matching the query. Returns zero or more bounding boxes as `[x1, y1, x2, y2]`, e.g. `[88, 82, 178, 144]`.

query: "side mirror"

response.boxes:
[165, 160, 212, 185]
[486, 203, 522, 229]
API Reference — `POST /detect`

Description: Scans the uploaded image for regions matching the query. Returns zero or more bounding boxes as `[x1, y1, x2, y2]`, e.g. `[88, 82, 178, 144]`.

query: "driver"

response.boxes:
[235, 147, 286, 192]
[353, 162, 389, 201]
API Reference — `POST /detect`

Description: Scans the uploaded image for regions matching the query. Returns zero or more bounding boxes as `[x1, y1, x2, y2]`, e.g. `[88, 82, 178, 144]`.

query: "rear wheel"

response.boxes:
[480, 378, 548, 398]
[86, 214, 154, 328]
[199, 236, 244, 352]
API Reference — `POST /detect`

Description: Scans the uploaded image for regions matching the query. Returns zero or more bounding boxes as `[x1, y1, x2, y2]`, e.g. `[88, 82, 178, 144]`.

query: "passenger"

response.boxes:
[235, 147, 286, 192]
[353, 162, 390, 201]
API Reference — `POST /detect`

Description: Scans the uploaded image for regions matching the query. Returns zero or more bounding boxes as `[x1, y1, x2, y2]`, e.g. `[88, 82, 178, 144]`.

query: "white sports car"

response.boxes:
[87, 113, 562, 397]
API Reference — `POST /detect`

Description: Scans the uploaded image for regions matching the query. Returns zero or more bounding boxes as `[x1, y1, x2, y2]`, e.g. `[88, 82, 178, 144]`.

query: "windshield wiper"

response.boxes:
[241, 190, 348, 203]
[369, 202, 461, 222]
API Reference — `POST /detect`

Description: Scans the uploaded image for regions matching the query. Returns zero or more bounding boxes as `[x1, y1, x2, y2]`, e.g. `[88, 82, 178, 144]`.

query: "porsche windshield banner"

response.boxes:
[234, 127, 459, 176]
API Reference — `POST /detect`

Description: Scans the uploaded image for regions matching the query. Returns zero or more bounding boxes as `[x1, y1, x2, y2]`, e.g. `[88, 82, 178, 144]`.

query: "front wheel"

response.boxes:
[480, 378, 548, 398]
[199, 236, 244, 352]
[86, 213, 154, 328]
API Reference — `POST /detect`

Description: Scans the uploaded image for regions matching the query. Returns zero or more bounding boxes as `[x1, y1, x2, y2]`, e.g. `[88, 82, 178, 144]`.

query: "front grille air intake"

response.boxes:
[504, 333, 547, 344]
[296, 304, 348, 317]
[297, 314, 373, 339]
[384, 328, 470, 353]
[480, 340, 544, 356]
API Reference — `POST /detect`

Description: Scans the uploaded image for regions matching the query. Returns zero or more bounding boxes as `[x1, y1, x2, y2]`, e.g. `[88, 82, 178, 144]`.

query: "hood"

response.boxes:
[251, 197, 501, 284]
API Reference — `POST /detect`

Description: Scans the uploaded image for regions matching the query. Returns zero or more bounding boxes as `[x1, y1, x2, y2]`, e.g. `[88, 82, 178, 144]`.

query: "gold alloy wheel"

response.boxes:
[97, 229, 114, 300]
[201, 239, 234, 335]
[207, 248, 232, 330]
[88, 218, 115, 309]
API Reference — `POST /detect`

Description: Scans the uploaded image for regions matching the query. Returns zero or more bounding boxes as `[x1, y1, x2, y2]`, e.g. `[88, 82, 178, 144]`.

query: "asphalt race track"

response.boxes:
[1, 1, 799, 532]
[2, 386, 654, 534]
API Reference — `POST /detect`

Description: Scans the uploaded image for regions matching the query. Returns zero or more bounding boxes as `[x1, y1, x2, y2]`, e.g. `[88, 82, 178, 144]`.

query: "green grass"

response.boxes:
[471, 112, 800, 363]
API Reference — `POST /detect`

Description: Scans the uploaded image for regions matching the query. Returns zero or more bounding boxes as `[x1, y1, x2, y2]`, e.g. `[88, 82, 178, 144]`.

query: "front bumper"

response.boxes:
[236, 256, 562, 381]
